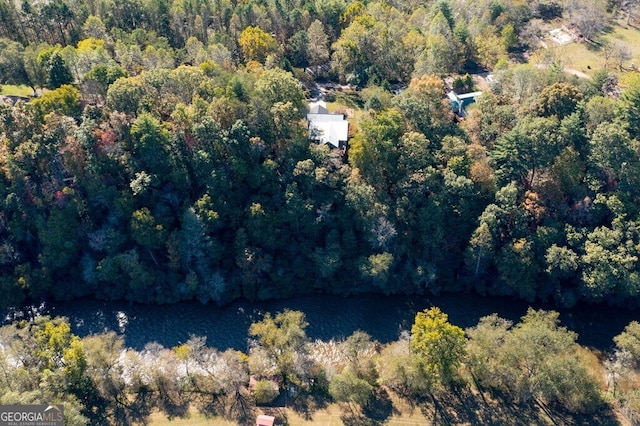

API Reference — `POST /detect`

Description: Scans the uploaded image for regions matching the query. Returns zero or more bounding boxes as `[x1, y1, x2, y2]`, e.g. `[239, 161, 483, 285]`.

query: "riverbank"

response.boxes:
[3, 292, 635, 351]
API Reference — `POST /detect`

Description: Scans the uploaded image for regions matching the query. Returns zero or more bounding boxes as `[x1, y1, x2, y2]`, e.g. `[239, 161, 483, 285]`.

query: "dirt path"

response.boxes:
[535, 63, 591, 79]
[563, 67, 591, 79]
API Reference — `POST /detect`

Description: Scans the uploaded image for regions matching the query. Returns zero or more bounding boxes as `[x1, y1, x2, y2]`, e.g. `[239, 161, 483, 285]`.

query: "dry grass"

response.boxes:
[578, 346, 608, 388]
[148, 409, 236, 425]
[148, 404, 428, 426]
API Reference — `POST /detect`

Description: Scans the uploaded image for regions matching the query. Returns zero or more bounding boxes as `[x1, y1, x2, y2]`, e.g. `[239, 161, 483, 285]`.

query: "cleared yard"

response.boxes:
[148, 396, 429, 425]
[540, 20, 640, 77]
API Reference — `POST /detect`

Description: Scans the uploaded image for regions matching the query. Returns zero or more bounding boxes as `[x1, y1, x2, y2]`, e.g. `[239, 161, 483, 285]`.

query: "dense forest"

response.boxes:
[0, 0, 639, 311]
[3, 0, 640, 423]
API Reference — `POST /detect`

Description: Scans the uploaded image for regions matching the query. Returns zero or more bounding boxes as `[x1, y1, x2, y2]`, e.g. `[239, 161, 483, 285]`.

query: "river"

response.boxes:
[2, 293, 637, 352]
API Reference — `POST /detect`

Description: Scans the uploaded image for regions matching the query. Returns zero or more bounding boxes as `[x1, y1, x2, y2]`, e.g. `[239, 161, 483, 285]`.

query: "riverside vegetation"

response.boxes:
[1, 309, 640, 424]
[1, 0, 640, 422]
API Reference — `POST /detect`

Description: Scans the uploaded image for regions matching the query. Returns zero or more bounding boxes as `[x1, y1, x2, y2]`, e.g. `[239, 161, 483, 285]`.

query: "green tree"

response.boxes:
[466, 309, 602, 413]
[377, 339, 429, 396]
[329, 369, 373, 407]
[253, 379, 279, 404]
[588, 121, 639, 190]
[106, 75, 147, 114]
[253, 68, 305, 143]
[501, 23, 517, 50]
[614, 321, 640, 366]
[474, 30, 508, 70]
[536, 82, 583, 119]
[331, 12, 410, 86]
[496, 237, 538, 301]
[465, 314, 512, 386]
[307, 20, 330, 75]
[394, 74, 453, 141]
[491, 116, 562, 189]
[621, 74, 640, 138]
[413, 11, 458, 76]
[84, 64, 128, 99]
[0, 38, 31, 89]
[340, 331, 377, 381]
[286, 30, 308, 69]
[32, 84, 81, 116]
[414, 34, 457, 76]
[580, 224, 640, 302]
[248, 310, 312, 387]
[46, 50, 74, 89]
[584, 95, 619, 136]
[82, 15, 109, 40]
[254, 68, 305, 114]
[130, 207, 166, 251]
[348, 108, 403, 192]
[23, 43, 52, 90]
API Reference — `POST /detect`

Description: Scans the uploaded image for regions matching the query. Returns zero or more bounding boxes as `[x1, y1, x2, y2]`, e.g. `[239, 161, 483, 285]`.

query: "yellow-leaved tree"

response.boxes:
[410, 307, 466, 386]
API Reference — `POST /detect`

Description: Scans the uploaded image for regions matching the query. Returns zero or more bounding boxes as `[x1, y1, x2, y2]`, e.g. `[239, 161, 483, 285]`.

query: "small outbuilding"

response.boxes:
[306, 103, 349, 148]
[256, 414, 276, 426]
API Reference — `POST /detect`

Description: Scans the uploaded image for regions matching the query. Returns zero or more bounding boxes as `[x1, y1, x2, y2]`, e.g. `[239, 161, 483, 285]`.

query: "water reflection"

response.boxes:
[2, 293, 636, 352]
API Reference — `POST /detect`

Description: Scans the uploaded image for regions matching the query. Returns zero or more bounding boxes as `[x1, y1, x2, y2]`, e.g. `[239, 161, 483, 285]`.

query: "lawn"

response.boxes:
[148, 410, 235, 425]
[539, 20, 640, 77]
[149, 409, 428, 426]
[0, 84, 34, 97]
[148, 396, 428, 425]
[551, 42, 604, 76]
[325, 90, 368, 132]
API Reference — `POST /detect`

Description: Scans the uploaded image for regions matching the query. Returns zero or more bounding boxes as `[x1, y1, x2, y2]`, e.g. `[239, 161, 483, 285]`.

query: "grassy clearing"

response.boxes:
[148, 410, 235, 425]
[149, 404, 428, 426]
[552, 42, 604, 75]
[539, 20, 640, 77]
[326, 91, 367, 133]
[282, 397, 428, 426]
[0, 84, 34, 97]
[606, 22, 640, 61]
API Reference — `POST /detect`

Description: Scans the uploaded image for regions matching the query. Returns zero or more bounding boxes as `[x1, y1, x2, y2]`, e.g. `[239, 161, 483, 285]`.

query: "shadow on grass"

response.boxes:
[288, 392, 330, 421]
[417, 384, 621, 425]
[261, 407, 290, 426]
[362, 388, 396, 422]
[337, 387, 397, 426]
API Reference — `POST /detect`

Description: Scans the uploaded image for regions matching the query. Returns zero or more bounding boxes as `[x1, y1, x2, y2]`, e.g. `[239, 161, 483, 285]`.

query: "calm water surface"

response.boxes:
[3, 293, 637, 352]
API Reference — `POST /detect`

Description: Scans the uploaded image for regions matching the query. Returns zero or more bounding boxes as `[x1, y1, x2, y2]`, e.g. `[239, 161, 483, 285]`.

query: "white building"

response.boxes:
[306, 103, 349, 148]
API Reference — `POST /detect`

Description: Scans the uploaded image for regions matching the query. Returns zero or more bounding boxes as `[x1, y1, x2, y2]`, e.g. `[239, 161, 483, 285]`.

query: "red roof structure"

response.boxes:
[256, 414, 275, 426]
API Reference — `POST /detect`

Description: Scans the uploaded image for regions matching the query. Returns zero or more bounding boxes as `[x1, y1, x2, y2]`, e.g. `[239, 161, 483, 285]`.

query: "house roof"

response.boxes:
[306, 100, 349, 147]
[309, 104, 329, 114]
[257, 414, 275, 426]
[307, 115, 349, 147]
[457, 91, 483, 100]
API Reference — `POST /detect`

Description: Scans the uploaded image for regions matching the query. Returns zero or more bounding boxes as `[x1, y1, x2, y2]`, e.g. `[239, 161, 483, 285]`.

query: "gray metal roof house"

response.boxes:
[306, 103, 349, 148]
